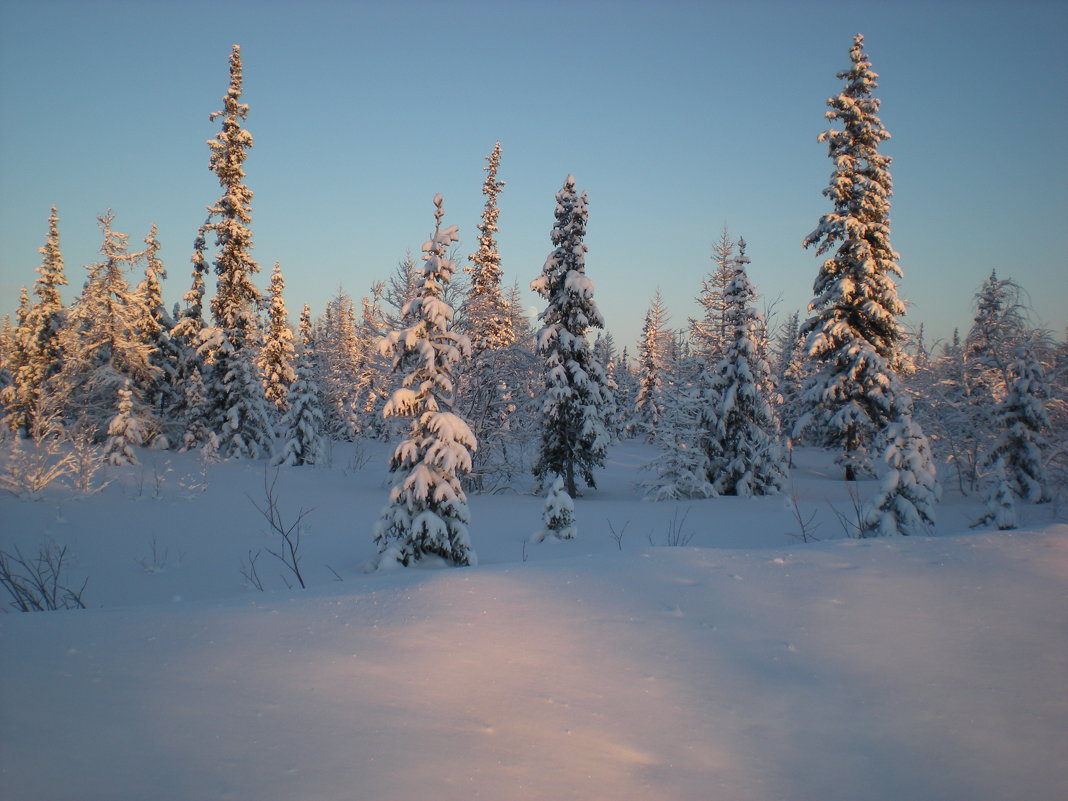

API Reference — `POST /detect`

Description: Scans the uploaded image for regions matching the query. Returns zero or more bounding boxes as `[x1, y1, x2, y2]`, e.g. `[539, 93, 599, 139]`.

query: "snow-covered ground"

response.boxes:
[2, 441, 1066, 801]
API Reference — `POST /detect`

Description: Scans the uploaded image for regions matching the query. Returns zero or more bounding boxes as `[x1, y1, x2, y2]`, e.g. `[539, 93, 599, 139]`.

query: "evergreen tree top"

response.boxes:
[34, 206, 67, 310]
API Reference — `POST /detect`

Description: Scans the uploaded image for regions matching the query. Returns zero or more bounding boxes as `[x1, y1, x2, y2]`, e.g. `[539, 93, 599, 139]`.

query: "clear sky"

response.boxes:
[1, 0, 1065, 354]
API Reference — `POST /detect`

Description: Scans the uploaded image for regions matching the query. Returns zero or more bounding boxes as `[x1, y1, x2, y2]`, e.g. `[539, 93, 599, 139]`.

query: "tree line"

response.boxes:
[2, 37, 1064, 568]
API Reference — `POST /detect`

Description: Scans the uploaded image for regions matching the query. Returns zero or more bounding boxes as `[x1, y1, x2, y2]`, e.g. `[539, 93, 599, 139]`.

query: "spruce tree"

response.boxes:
[168, 221, 211, 446]
[984, 342, 1052, 504]
[8, 208, 68, 434]
[133, 224, 182, 439]
[708, 243, 787, 496]
[530, 175, 612, 497]
[641, 336, 715, 501]
[530, 476, 577, 543]
[1, 288, 32, 433]
[274, 305, 326, 467]
[772, 310, 807, 447]
[464, 142, 512, 352]
[593, 332, 622, 440]
[862, 407, 940, 536]
[198, 44, 272, 458]
[317, 288, 363, 440]
[206, 44, 261, 345]
[974, 456, 1019, 531]
[257, 262, 297, 413]
[358, 289, 393, 437]
[634, 290, 670, 442]
[104, 380, 144, 466]
[374, 196, 477, 568]
[800, 34, 909, 481]
[458, 143, 527, 489]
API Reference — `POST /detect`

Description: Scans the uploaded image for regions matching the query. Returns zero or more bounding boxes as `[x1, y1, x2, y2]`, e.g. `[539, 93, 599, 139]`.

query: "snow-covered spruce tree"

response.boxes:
[355, 289, 391, 437]
[707, 242, 787, 496]
[456, 143, 524, 489]
[634, 290, 670, 442]
[198, 327, 274, 459]
[178, 365, 211, 452]
[373, 196, 477, 568]
[613, 346, 640, 438]
[531, 175, 612, 498]
[132, 224, 183, 442]
[530, 476, 577, 543]
[929, 273, 1033, 492]
[974, 456, 1018, 531]
[257, 262, 297, 413]
[772, 310, 808, 450]
[1, 289, 31, 433]
[104, 380, 144, 466]
[641, 334, 715, 501]
[463, 142, 512, 353]
[206, 44, 261, 346]
[198, 44, 272, 459]
[6, 208, 68, 435]
[962, 271, 1031, 421]
[316, 288, 363, 440]
[799, 34, 910, 481]
[983, 342, 1053, 504]
[862, 405, 940, 536]
[274, 306, 326, 467]
[166, 219, 211, 439]
[593, 332, 623, 440]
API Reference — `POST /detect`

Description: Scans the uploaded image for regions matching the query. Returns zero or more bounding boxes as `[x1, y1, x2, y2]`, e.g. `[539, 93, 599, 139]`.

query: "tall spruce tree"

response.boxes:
[464, 142, 512, 352]
[373, 196, 477, 568]
[457, 142, 525, 489]
[199, 44, 272, 458]
[799, 34, 909, 481]
[206, 44, 261, 344]
[530, 175, 612, 497]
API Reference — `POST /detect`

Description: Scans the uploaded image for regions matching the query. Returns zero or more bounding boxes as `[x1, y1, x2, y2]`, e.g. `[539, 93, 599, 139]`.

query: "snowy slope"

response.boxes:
[1, 443, 1066, 800]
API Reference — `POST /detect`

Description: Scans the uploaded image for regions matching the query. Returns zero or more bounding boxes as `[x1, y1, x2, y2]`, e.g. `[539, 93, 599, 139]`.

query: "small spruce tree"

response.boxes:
[984, 342, 1052, 504]
[530, 476, 577, 543]
[104, 380, 144, 466]
[862, 408, 940, 536]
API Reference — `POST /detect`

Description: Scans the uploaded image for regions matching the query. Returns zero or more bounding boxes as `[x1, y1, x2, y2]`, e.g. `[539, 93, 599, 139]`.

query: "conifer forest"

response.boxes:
[1, 34, 1065, 801]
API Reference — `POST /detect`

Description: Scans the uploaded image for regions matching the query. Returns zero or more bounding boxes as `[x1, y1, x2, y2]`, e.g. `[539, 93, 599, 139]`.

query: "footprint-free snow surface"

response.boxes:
[2, 442, 1066, 800]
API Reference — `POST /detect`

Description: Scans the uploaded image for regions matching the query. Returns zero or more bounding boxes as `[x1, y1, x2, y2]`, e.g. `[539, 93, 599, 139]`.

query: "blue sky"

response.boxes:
[1, 0, 1065, 354]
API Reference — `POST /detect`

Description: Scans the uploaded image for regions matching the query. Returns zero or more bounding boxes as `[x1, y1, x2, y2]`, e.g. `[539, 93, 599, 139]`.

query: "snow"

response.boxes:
[2, 441, 1066, 801]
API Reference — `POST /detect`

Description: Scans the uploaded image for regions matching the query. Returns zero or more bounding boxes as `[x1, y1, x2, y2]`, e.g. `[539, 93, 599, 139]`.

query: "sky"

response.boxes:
[1, 0, 1066, 354]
